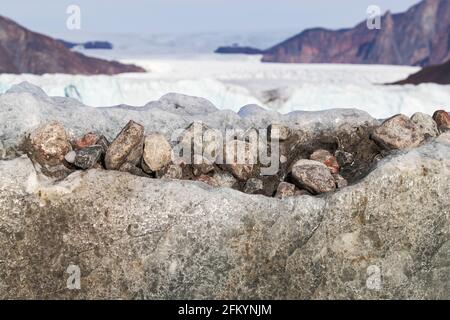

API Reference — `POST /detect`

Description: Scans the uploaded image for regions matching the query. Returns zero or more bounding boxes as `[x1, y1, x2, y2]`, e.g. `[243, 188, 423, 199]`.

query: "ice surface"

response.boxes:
[0, 55, 449, 119]
[0, 82, 379, 157]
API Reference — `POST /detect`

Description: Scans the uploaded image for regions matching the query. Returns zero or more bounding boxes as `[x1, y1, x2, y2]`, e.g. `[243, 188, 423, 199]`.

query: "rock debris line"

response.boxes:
[21, 109, 449, 198]
[0, 84, 449, 299]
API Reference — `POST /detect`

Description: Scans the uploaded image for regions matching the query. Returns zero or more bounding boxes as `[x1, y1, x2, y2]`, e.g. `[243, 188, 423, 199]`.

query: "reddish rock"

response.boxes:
[275, 182, 296, 199]
[310, 149, 339, 174]
[433, 110, 450, 132]
[25, 121, 72, 178]
[73, 132, 98, 150]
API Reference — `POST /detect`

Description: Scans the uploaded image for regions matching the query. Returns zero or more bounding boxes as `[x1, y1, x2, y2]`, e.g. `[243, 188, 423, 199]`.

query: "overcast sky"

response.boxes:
[2, 0, 420, 36]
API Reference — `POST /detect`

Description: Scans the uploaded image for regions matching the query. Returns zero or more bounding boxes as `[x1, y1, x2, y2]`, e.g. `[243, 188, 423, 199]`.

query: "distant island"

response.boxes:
[215, 44, 264, 55]
[58, 40, 114, 50]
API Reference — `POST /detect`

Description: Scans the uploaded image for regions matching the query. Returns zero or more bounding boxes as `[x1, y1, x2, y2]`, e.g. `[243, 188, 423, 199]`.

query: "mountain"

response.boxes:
[262, 0, 450, 66]
[395, 59, 450, 84]
[0, 16, 145, 75]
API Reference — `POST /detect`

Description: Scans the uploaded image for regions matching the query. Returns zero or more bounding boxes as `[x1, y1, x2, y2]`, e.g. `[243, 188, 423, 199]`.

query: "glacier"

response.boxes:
[0, 54, 449, 119]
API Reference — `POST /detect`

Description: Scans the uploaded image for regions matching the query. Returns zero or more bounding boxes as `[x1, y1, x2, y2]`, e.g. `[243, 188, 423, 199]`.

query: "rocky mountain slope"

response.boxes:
[0, 16, 145, 75]
[395, 59, 450, 84]
[262, 0, 450, 66]
[0, 83, 449, 299]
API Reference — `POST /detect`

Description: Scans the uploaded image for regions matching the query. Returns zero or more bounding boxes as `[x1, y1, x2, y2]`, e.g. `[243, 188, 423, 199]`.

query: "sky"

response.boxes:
[1, 0, 421, 36]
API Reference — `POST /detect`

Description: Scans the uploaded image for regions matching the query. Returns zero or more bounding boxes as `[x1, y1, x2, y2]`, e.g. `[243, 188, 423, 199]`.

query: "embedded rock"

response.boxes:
[73, 145, 103, 170]
[268, 123, 291, 141]
[333, 174, 348, 189]
[243, 178, 264, 195]
[223, 140, 257, 181]
[213, 171, 238, 189]
[275, 182, 296, 199]
[143, 134, 172, 172]
[410, 112, 439, 138]
[105, 121, 144, 170]
[371, 114, 426, 150]
[291, 159, 336, 194]
[310, 149, 340, 174]
[433, 110, 450, 132]
[73, 132, 98, 150]
[195, 174, 219, 187]
[24, 121, 72, 178]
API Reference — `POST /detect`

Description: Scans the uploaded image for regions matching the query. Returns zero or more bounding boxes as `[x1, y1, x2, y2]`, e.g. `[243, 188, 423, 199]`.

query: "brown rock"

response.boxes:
[310, 149, 340, 174]
[371, 114, 425, 150]
[143, 133, 172, 172]
[73, 132, 98, 150]
[433, 110, 450, 132]
[275, 182, 296, 199]
[291, 159, 336, 194]
[105, 120, 144, 170]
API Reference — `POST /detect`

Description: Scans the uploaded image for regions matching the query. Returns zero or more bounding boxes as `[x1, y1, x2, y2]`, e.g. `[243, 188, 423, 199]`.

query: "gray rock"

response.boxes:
[411, 112, 439, 138]
[105, 120, 145, 170]
[73, 145, 103, 170]
[371, 114, 425, 150]
[291, 159, 336, 194]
